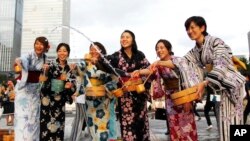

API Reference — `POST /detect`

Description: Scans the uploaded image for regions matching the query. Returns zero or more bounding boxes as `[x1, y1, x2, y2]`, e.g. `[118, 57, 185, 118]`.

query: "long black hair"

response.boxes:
[120, 30, 138, 53]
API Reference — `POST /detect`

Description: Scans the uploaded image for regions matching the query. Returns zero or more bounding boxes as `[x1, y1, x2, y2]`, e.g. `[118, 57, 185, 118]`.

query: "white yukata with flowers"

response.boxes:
[14, 51, 46, 141]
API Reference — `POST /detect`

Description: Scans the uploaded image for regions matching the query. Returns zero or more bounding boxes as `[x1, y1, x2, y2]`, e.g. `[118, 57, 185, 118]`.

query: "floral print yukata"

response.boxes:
[40, 59, 76, 141]
[78, 60, 118, 141]
[14, 52, 47, 141]
[108, 50, 150, 141]
[153, 62, 198, 141]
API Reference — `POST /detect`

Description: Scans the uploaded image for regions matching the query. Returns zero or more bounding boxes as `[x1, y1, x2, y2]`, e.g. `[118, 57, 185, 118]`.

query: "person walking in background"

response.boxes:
[193, 101, 201, 121]
[204, 86, 219, 130]
[70, 75, 89, 141]
[150, 79, 170, 135]
[0, 83, 8, 123]
[39, 43, 76, 141]
[151, 97, 170, 135]
[3, 81, 15, 126]
[14, 36, 50, 141]
[243, 72, 250, 124]
[106, 30, 151, 141]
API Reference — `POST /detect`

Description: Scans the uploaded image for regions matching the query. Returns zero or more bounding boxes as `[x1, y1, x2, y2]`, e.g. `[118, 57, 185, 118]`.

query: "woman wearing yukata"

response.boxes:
[106, 30, 151, 141]
[75, 42, 119, 141]
[39, 43, 76, 141]
[132, 39, 199, 141]
[14, 36, 50, 141]
[151, 16, 246, 141]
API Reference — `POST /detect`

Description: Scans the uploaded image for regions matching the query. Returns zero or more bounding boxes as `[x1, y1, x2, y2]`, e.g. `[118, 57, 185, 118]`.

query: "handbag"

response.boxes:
[155, 108, 166, 120]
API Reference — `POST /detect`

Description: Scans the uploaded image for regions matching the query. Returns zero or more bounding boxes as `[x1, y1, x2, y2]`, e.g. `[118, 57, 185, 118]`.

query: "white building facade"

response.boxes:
[21, 0, 70, 58]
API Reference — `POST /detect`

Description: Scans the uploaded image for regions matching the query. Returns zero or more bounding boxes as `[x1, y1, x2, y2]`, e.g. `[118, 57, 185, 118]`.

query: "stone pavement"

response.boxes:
[63, 114, 220, 141]
[1, 112, 250, 141]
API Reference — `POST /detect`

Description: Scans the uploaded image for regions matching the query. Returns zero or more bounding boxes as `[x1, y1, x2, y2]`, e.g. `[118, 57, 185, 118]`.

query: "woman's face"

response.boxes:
[34, 40, 45, 56]
[156, 42, 170, 60]
[89, 46, 101, 61]
[57, 46, 69, 62]
[186, 21, 205, 41]
[120, 32, 133, 49]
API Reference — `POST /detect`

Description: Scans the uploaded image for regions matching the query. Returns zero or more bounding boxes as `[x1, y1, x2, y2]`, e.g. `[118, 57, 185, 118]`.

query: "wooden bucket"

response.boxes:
[14, 65, 22, 73]
[136, 84, 146, 94]
[89, 78, 103, 86]
[0, 129, 14, 141]
[39, 74, 48, 82]
[111, 88, 123, 97]
[123, 78, 143, 92]
[170, 85, 198, 106]
[86, 86, 106, 97]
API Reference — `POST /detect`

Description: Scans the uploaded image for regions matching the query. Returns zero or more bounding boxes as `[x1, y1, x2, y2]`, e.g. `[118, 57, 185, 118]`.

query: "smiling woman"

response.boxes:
[14, 36, 49, 141]
[39, 43, 77, 141]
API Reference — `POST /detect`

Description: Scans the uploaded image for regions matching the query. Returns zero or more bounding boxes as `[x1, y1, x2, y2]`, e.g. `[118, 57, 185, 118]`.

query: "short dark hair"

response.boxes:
[56, 43, 70, 56]
[184, 16, 208, 36]
[34, 36, 49, 52]
[155, 39, 174, 55]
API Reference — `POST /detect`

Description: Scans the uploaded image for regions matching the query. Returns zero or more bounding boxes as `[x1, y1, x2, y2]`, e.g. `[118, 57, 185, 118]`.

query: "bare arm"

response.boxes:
[156, 60, 175, 69]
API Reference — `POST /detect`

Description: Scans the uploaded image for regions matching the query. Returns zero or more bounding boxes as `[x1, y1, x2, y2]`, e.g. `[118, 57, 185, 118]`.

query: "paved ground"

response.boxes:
[1, 105, 249, 141]
[63, 114, 220, 141]
[0, 113, 220, 141]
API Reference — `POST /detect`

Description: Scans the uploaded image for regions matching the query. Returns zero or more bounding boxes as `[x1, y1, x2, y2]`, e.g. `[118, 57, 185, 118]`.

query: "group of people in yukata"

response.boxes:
[13, 15, 246, 141]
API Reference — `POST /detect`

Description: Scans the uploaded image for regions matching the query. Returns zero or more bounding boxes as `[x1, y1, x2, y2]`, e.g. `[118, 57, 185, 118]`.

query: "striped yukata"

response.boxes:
[181, 35, 245, 141]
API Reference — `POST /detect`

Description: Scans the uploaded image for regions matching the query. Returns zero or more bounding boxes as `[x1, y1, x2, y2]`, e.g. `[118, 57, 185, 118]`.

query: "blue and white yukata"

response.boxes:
[14, 52, 47, 141]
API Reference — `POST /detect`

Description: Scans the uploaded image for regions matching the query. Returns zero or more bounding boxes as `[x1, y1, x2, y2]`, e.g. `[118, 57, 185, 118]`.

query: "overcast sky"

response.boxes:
[70, 0, 250, 63]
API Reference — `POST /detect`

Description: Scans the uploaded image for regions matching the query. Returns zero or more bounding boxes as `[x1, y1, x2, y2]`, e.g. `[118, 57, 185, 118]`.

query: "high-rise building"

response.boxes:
[21, 0, 70, 59]
[0, 0, 23, 71]
[0, 44, 12, 71]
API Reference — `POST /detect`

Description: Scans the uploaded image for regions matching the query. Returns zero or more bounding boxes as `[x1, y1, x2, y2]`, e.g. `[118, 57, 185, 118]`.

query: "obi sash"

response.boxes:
[164, 78, 179, 90]
[27, 71, 41, 83]
[51, 79, 65, 93]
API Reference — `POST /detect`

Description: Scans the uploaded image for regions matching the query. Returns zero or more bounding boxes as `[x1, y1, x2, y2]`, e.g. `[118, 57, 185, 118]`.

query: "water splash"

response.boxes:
[51, 25, 121, 78]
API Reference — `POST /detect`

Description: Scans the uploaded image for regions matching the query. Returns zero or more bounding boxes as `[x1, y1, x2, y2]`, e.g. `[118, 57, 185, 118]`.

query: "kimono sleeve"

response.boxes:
[172, 56, 204, 88]
[40, 61, 55, 95]
[96, 70, 118, 92]
[206, 38, 245, 90]
[60, 69, 77, 104]
[18, 53, 32, 71]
